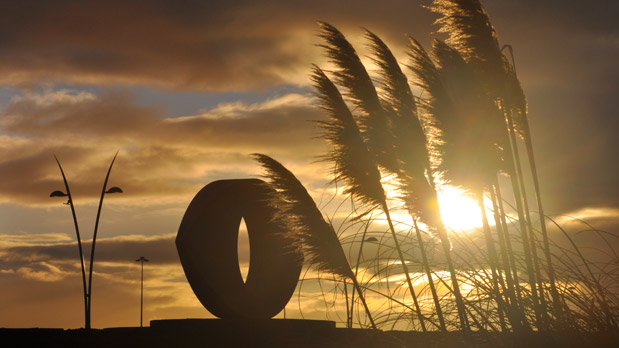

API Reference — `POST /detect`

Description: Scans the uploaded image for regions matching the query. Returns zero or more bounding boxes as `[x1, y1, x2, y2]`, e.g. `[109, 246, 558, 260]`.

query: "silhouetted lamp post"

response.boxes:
[136, 256, 149, 327]
[50, 152, 122, 329]
[347, 236, 379, 328]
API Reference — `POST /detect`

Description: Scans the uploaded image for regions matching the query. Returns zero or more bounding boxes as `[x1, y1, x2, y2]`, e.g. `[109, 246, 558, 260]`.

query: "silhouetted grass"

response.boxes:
[255, 0, 617, 336]
[283, 189, 618, 332]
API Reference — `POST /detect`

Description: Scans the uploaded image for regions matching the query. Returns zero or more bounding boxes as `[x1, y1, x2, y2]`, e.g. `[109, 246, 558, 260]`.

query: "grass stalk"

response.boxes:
[490, 183, 529, 331]
[521, 118, 565, 327]
[428, 177, 470, 331]
[478, 192, 507, 331]
[382, 206, 428, 332]
[412, 218, 447, 331]
[492, 177, 525, 308]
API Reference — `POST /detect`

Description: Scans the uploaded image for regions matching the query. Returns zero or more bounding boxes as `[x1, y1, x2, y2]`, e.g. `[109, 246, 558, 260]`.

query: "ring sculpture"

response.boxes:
[176, 179, 303, 319]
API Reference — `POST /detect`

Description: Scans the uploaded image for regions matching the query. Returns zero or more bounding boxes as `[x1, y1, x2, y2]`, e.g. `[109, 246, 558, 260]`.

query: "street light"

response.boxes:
[105, 187, 123, 194]
[87, 155, 122, 330]
[49, 190, 67, 197]
[50, 156, 89, 329]
[136, 256, 149, 328]
[51, 152, 122, 329]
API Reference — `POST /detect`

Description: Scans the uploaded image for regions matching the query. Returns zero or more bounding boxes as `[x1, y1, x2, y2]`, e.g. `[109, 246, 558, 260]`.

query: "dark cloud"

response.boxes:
[0, 0, 615, 97]
[1, 234, 179, 268]
[0, 90, 326, 203]
[0, 90, 323, 149]
[0, 0, 616, 217]
[480, 2, 619, 214]
[0, 0, 438, 91]
[0, 0, 614, 232]
[0, 0, 615, 213]
[1, 228, 250, 273]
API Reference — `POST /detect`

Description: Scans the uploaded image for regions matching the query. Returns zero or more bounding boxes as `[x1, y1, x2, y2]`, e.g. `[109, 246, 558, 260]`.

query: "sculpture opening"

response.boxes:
[238, 218, 249, 283]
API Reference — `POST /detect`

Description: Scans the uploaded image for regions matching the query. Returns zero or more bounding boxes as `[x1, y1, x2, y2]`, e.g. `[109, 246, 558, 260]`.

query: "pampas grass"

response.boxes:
[311, 58, 428, 330]
[253, 153, 377, 329]
[246, 0, 617, 335]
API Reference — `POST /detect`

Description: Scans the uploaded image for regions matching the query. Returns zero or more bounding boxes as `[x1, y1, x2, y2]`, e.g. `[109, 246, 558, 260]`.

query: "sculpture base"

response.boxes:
[149, 318, 346, 346]
[150, 318, 335, 331]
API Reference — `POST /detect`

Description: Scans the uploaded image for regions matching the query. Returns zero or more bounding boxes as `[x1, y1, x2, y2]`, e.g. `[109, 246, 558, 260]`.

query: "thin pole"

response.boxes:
[141, 260, 144, 327]
[351, 213, 373, 329]
[136, 256, 149, 327]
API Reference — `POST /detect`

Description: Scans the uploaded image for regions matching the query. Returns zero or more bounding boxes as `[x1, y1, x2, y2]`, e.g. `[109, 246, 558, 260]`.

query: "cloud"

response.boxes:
[0, 0, 614, 93]
[0, 263, 209, 328]
[1, 90, 159, 139]
[160, 92, 323, 149]
[0, 233, 72, 244]
[1, 233, 179, 268]
[0, 0, 440, 91]
[0, 89, 327, 204]
[0, 0, 614, 214]
[0, 231, 253, 275]
[0, 0, 615, 214]
[0, 230, 255, 327]
[0, 228, 428, 328]
[0, 0, 310, 91]
[16, 261, 68, 282]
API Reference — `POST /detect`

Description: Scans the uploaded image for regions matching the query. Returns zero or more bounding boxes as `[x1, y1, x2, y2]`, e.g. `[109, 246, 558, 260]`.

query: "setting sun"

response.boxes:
[383, 181, 488, 232]
[436, 185, 483, 231]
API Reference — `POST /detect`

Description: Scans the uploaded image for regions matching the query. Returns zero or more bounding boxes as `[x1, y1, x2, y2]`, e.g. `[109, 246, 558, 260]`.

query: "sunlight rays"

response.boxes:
[383, 180, 488, 233]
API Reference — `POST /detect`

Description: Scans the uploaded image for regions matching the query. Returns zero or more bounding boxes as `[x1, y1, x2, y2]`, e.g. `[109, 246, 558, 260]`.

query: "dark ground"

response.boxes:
[1, 319, 617, 347]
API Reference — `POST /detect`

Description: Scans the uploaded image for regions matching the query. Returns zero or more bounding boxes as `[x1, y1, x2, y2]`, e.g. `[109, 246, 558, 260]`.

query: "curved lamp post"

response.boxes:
[50, 152, 122, 329]
[50, 156, 89, 328]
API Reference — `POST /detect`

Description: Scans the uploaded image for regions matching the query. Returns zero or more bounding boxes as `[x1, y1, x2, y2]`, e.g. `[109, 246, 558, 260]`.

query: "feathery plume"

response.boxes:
[503, 60, 527, 138]
[312, 65, 385, 210]
[365, 30, 441, 228]
[430, 0, 506, 93]
[409, 38, 507, 193]
[313, 40, 428, 330]
[253, 153, 376, 329]
[317, 21, 398, 174]
[430, 1, 557, 329]
[365, 30, 447, 330]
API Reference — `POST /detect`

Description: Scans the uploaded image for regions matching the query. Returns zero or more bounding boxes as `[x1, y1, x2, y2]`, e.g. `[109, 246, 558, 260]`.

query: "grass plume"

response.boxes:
[253, 153, 377, 329]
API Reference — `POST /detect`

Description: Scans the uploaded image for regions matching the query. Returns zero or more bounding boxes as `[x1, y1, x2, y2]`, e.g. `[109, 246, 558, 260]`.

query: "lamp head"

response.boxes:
[105, 186, 123, 194]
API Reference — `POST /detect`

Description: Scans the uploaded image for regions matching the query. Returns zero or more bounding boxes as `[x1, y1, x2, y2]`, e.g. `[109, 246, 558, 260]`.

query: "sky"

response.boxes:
[0, 0, 617, 329]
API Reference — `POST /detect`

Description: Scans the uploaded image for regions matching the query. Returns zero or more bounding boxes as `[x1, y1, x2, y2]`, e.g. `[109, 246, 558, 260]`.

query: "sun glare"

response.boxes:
[436, 185, 483, 232]
[382, 180, 487, 232]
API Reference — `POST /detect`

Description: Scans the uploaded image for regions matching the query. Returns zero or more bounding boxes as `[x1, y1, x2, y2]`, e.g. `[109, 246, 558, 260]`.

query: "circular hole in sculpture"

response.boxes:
[238, 217, 250, 283]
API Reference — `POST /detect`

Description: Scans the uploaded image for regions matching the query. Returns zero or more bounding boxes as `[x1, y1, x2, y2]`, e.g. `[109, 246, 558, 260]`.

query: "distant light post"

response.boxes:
[50, 152, 122, 329]
[136, 256, 149, 327]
